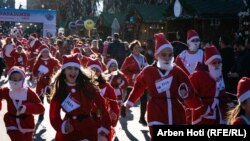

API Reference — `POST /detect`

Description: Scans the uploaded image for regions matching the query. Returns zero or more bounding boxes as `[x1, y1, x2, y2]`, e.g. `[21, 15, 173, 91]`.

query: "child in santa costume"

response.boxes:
[227, 77, 250, 125]
[189, 46, 231, 124]
[0, 66, 45, 141]
[175, 29, 203, 76]
[104, 58, 128, 106]
[175, 29, 204, 124]
[120, 40, 149, 125]
[49, 54, 111, 141]
[12, 45, 28, 70]
[32, 44, 61, 121]
[124, 33, 206, 139]
[87, 58, 119, 141]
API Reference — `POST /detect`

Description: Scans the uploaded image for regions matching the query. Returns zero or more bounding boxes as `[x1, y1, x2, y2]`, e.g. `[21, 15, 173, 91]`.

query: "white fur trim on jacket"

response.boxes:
[125, 101, 134, 107]
[97, 127, 109, 135]
[148, 121, 165, 126]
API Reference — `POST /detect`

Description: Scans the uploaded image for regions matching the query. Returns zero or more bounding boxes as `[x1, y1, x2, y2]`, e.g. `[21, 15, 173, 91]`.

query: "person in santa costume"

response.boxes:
[175, 29, 203, 75]
[104, 58, 128, 106]
[3, 37, 15, 72]
[27, 33, 42, 71]
[32, 44, 61, 121]
[189, 46, 232, 125]
[49, 54, 111, 141]
[175, 29, 204, 123]
[0, 66, 45, 141]
[227, 77, 250, 125]
[120, 40, 149, 126]
[87, 58, 119, 141]
[12, 45, 28, 70]
[124, 33, 206, 139]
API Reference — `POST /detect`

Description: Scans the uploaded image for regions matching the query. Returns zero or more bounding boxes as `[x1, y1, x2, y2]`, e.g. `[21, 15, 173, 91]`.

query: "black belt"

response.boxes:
[66, 114, 91, 121]
[9, 114, 27, 119]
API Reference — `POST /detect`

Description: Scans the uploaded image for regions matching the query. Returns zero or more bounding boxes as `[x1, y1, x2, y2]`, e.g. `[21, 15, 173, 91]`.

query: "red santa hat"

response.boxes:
[7, 66, 26, 80]
[39, 44, 50, 53]
[105, 58, 118, 69]
[154, 32, 173, 54]
[187, 29, 199, 43]
[29, 33, 37, 40]
[87, 58, 103, 72]
[61, 54, 81, 70]
[204, 46, 221, 65]
[237, 77, 250, 103]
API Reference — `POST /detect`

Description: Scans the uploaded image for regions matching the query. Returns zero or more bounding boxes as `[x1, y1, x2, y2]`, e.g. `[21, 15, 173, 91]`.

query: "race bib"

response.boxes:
[61, 94, 80, 112]
[155, 76, 173, 94]
[18, 57, 23, 62]
[38, 65, 49, 74]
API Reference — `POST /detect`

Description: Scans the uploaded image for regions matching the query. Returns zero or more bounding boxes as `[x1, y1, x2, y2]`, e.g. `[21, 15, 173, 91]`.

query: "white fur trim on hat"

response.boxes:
[29, 35, 36, 40]
[106, 59, 118, 69]
[187, 36, 199, 43]
[156, 44, 173, 54]
[88, 64, 102, 72]
[62, 62, 80, 70]
[239, 90, 250, 103]
[205, 55, 221, 65]
[8, 69, 25, 79]
[40, 48, 50, 53]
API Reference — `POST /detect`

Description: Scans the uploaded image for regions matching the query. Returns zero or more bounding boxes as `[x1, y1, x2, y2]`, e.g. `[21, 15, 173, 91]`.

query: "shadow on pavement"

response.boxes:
[119, 109, 139, 141]
[141, 129, 150, 141]
[33, 120, 46, 141]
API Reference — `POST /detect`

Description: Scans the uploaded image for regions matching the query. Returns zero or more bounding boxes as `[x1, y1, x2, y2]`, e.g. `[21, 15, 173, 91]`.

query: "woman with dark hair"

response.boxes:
[49, 54, 111, 141]
[87, 58, 119, 141]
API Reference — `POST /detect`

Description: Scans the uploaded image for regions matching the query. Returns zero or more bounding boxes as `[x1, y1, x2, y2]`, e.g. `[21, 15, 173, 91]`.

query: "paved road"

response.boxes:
[0, 99, 150, 141]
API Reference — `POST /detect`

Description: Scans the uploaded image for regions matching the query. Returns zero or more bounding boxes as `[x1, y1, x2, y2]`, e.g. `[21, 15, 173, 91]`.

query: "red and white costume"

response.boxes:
[189, 46, 229, 124]
[175, 29, 203, 75]
[105, 59, 128, 104]
[121, 53, 148, 87]
[12, 49, 28, 69]
[32, 45, 61, 96]
[3, 37, 15, 71]
[28, 33, 42, 71]
[49, 54, 111, 141]
[87, 59, 120, 141]
[126, 33, 205, 139]
[231, 77, 250, 125]
[0, 67, 45, 141]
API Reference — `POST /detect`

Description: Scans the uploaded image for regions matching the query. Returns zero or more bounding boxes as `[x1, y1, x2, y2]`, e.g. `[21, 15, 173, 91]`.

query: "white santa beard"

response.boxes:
[188, 42, 200, 52]
[208, 64, 222, 80]
[157, 57, 174, 71]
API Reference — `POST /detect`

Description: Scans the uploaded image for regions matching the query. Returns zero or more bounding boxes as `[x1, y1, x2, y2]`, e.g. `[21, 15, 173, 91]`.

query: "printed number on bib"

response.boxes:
[155, 76, 173, 94]
[61, 94, 80, 112]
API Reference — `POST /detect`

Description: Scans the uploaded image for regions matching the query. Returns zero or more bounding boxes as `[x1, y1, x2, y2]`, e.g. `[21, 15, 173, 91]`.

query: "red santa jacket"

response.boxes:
[99, 82, 119, 127]
[121, 54, 148, 87]
[32, 57, 61, 80]
[175, 50, 203, 76]
[189, 70, 230, 124]
[0, 87, 45, 133]
[28, 39, 42, 58]
[106, 71, 128, 103]
[3, 43, 15, 68]
[49, 83, 111, 141]
[231, 115, 250, 125]
[126, 64, 204, 125]
[12, 51, 28, 69]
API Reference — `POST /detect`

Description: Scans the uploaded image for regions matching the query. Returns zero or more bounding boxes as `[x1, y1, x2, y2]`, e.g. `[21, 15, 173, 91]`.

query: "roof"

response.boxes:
[167, 0, 245, 19]
[99, 12, 126, 27]
[131, 4, 166, 22]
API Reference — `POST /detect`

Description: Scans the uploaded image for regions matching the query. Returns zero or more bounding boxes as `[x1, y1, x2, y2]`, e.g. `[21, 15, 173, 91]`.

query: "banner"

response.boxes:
[0, 8, 56, 37]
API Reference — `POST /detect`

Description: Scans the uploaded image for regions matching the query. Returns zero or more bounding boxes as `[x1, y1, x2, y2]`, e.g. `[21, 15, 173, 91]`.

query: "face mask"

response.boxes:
[9, 80, 23, 90]
[208, 64, 222, 80]
[157, 57, 174, 71]
[188, 41, 200, 51]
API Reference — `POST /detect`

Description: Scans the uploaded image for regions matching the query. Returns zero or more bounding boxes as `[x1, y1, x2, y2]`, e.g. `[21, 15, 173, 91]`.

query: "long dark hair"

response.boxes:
[50, 68, 98, 103]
